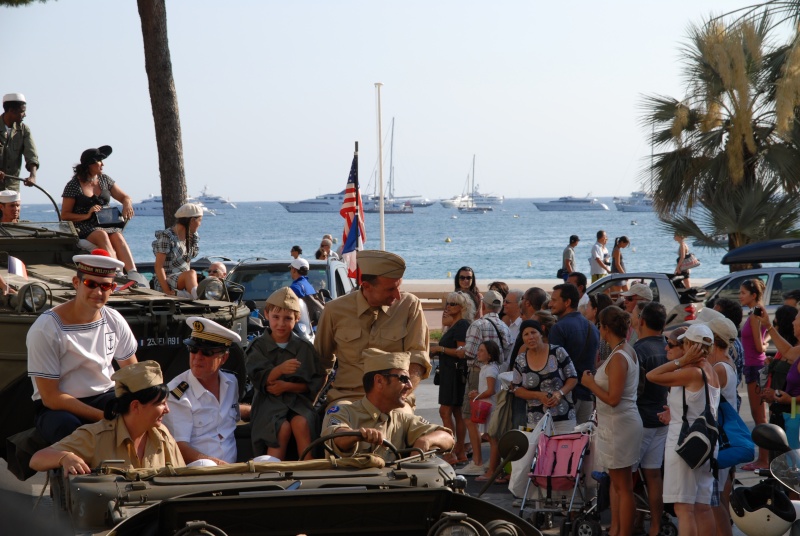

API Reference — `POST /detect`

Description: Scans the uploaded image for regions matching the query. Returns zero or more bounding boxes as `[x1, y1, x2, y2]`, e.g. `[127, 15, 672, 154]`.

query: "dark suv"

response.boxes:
[227, 258, 356, 309]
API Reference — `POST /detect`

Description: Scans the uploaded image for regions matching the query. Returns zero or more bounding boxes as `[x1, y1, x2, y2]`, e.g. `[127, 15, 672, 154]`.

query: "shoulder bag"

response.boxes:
[675, 369, 719, 470]
[717, 395, 755, 469]
[678, 253, 701, 271]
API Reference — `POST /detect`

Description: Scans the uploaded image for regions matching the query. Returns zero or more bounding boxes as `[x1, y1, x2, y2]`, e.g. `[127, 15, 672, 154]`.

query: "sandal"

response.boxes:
[494, 475, 510, 485]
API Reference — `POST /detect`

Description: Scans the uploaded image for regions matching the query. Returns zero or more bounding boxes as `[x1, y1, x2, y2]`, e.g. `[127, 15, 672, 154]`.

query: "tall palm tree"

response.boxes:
[642, 14, 800, 255]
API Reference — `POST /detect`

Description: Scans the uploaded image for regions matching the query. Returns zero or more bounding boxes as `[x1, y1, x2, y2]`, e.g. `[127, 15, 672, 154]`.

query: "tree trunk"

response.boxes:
[137, 0, 186, 228]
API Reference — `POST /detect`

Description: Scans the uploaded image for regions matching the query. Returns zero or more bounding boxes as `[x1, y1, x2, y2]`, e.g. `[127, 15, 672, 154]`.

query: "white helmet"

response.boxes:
[730, 481, 795, 536]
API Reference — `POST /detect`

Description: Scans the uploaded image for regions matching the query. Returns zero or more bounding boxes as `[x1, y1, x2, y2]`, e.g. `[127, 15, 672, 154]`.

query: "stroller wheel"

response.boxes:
[659, 521, 678, 536]
[571, 517, 601, 536]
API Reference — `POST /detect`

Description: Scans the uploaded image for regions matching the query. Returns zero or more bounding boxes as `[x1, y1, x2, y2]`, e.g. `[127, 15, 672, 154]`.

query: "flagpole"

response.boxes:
[375, 82, 386, 251]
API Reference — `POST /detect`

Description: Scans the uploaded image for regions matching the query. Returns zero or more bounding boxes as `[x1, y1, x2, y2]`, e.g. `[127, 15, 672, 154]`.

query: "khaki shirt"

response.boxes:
[0, 116, 38, 192]
[315, 290, 430, 405]
[51, 417, 185, 470]
[321, 397, 450, 458]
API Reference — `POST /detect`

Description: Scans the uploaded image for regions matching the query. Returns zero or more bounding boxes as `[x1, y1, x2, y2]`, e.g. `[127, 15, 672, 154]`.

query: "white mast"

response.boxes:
[375, 82, 385, 250]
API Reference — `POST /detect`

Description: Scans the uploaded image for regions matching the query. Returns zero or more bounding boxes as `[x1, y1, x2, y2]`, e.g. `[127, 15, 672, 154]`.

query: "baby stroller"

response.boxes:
[518, 412, 595, 532]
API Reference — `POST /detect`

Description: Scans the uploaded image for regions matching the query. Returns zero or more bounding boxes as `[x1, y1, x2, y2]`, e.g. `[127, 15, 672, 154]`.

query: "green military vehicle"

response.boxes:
[0, 219, 250, 479]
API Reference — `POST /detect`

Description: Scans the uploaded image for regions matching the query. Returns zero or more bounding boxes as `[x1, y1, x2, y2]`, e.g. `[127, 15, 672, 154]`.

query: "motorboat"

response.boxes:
[363, 200, 414, 214]
[457, 156, 493, 214]
[196, 186, 237, 211]
[279, 191, 346, 213]
[532, 195, 609, 211]
[614, 191, 654, 212]
[133, 195, 215, 216]
[394, 195, 434, 207]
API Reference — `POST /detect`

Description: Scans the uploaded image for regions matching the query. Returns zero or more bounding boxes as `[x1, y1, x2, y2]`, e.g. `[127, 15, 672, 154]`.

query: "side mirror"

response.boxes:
[752, 423, 791, 454]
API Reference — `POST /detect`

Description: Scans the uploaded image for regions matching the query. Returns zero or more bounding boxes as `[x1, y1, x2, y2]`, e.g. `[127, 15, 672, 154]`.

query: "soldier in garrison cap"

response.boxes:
[246, 287, 325, 459]
[30, 361, 185, 474]
[0, 189, 21, 223]
[27, 249, 138, 444]
[0, 93, 39, 192]
[321, 349, 453, 460]
[162, 317, 249, 465]
[315, 250, 431, 412]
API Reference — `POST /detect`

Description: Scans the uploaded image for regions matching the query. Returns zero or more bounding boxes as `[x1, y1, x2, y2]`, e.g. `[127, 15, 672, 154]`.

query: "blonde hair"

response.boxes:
[446, 291, 476, 322]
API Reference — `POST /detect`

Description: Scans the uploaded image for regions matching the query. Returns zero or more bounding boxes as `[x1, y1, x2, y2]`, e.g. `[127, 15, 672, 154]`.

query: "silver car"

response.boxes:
[702, 267, 800, 326]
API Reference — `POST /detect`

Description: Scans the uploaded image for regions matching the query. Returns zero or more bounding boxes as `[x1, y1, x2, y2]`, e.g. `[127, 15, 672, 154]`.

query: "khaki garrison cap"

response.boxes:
[357, 250, 406, 278]
[111, 360, 164, 397]
[266, 287, 301, 313]
[363, 348, 411, 374]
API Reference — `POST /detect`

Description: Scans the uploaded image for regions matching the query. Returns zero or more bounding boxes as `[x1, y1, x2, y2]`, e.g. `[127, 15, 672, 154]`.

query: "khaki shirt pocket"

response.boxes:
[334, 327, 362, 345]
[374, 325, 408, 351]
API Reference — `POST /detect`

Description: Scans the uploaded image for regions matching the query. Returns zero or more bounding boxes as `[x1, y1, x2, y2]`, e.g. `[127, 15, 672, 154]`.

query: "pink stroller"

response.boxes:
[518, 419, 593, 531]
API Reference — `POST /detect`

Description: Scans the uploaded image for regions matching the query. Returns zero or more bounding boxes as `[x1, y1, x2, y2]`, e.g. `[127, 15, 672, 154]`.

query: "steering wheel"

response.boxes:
[298, 430, 401, 461]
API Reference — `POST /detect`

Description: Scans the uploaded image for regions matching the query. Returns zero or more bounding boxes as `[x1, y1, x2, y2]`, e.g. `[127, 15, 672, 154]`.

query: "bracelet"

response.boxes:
[674, 359, 681, 369]
[58, 452, 72, 466]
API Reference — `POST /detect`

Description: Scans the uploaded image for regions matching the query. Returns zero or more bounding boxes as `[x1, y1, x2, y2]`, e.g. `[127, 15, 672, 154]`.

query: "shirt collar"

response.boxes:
[360, 397, 390, 423]
[357, 289, 389, 315]
[187, 368, 235, 399]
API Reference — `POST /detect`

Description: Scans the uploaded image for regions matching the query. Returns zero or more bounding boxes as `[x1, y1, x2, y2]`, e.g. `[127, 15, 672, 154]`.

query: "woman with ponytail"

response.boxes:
[30, 361, 184, 474]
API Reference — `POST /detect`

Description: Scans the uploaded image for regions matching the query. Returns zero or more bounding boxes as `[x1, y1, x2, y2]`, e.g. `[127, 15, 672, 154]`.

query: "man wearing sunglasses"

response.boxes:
[316, 250, 430, 411]
[27, 250, 138, 443]
[207, 262, 227, 280]
[163, 317, 247, 465]
[322, 349, 453, 459]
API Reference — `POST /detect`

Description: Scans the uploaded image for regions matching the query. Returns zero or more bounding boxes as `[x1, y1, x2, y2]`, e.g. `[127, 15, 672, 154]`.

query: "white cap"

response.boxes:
[678, 323, 714, 345]
[690, 307, 724, 324]
[184, 316, 242, 346]
[2, 93, 25, 104]
[0, 190, 20, 203]
[73, 250, 124, 276]
[290, 258, 309, 270]
[175, 203, 203, 218]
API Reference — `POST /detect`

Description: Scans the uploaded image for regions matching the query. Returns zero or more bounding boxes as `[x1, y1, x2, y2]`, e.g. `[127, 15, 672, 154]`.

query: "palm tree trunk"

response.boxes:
[137, 0, 187, 228]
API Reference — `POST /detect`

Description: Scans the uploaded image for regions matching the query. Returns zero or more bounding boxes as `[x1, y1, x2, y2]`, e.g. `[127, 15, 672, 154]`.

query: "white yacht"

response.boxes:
[196, 186, 237, 211]
[614, 191, 654, 212]
[532, 196, 609, 211]
[279, 191, 346, 213]
[133, 195, 215, 216]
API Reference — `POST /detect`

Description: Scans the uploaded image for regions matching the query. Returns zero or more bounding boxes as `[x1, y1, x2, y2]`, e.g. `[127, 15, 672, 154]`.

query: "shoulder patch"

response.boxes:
[418, 417, 430, 425]
[326, 405, 340, 414]
[328, 417, 341, 426]
[170, 381, 189, 400]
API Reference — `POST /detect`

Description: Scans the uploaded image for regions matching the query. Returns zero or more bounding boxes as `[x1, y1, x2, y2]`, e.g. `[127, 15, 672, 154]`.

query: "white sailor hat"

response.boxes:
[0, 190, 20, 203]
[184, 316, 242, 348]
[73, 249, 124, 277]
[2, 93, 25, 104]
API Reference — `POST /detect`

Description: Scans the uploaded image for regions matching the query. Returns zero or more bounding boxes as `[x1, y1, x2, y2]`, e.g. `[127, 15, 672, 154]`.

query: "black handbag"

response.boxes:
[433, 366, 441, 386]
[675, 369, 719, 470]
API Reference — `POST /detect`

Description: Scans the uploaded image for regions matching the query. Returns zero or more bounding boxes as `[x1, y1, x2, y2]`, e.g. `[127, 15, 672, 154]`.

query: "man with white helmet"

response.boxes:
[163, 316, 249, 464]
[0, 93, 38, 191]
[27, 250, 138, 443]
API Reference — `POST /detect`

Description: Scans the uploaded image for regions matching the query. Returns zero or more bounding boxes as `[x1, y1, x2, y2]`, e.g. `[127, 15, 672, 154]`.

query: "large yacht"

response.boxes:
[279, 191, 346, 213]
[133, 195, 214, 216]
[613, 191, 654, 212]
[196, 186, 237, 211]
[532, 196, 609, 211]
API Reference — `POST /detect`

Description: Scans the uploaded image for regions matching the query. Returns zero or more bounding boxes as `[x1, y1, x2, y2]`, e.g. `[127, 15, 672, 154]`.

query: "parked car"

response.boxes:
[227, 258, 356, 310]
[702, 267, 800, 324]
[585, 272, 706, 327]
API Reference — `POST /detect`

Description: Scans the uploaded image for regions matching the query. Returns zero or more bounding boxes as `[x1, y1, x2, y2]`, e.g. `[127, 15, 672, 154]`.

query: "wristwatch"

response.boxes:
[558, 389, 565, 397]
[674, 359, 681, 369]
[776, 390, 783, 399]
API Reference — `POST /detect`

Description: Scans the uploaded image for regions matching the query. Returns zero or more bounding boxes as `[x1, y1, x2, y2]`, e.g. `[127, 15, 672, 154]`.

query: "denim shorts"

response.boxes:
[743, 364, 763, 385]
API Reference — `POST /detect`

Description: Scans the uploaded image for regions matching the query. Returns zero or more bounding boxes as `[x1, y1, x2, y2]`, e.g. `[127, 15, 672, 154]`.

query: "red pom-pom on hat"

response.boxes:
[91, 249, 112, 257]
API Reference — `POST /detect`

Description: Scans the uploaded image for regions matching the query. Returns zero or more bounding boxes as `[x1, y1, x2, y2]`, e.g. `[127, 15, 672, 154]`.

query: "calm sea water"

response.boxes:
[21, 198, 770, 282]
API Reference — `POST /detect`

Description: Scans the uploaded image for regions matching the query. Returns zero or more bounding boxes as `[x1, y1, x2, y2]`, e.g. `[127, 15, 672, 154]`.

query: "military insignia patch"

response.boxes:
[170, 381, 189, 399]
[326, 406, 340, 414]
[193, 320, 204, 332]
[328, 418, 341, 426]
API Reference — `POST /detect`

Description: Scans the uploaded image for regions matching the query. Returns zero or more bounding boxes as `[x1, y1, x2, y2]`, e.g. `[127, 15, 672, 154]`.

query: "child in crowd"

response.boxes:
[464, 340, 502, 481]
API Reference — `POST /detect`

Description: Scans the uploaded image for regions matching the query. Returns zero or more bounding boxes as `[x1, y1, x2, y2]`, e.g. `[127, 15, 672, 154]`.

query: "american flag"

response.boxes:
[340, 145, 365, 280]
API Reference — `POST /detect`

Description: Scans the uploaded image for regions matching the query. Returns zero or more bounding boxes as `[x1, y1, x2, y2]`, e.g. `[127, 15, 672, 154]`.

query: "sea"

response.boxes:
[20, 197, 789, 282]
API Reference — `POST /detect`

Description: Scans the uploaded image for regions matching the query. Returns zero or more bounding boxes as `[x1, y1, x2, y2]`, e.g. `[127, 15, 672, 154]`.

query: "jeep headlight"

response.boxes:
[11, 283, 49, 313]
[197, 277, 225, 301]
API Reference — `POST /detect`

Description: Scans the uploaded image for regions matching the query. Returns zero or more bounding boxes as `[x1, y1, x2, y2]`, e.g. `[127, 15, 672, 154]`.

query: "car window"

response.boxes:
[712, 273, 768, 304]
[770, 272, 800, 305]
[306, 268, 328, 292]
[589, 277, 660, 303]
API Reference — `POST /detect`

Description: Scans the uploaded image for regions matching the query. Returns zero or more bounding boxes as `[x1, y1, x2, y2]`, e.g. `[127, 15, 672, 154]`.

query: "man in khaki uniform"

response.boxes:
[0, 93, 39, 192]
[315, 250, 430, 409]
[321, 349, 453, 459]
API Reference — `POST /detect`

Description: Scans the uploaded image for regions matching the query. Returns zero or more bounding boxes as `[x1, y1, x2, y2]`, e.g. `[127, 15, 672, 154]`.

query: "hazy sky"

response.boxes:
[3, 0, 768, 203]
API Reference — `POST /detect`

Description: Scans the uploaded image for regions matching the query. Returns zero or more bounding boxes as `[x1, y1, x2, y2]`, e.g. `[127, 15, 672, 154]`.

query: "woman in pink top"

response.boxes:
[739, 278, 770, 470]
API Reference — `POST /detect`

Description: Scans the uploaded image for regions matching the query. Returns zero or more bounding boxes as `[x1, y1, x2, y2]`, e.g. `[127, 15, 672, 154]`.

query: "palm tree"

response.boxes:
[642, 13, 800, 258]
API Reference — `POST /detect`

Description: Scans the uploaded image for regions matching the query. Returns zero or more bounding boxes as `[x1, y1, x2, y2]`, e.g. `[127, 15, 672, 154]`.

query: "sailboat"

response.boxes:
[458, 155, 493, 214]
[364, 118, 413, 214]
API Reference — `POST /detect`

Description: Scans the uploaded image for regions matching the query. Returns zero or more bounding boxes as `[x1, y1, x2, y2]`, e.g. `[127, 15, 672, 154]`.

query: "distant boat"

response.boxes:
[279, 191, 345, 213]
[133, 195, 215, 216]
[196, 186, 237, 211]
[458, 156, 493, 214]
[393, 195, 434, 207]
[532, 195, 609, 211]
[363, 118, 417, 215]
[614, 191, 654, 212]
[364, 200, 414, 214]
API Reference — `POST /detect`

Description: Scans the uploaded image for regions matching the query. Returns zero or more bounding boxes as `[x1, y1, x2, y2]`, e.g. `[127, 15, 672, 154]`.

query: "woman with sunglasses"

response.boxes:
[30, 360, 184, 474]
[757, 305, 800, 430]
[430, 291, 475, 467]
[454, 266, 482, 318]
[739, 278, 770, 470]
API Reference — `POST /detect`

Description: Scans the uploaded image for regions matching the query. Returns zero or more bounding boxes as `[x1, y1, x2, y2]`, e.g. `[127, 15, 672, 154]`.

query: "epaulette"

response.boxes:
[170, 381, 189, 399]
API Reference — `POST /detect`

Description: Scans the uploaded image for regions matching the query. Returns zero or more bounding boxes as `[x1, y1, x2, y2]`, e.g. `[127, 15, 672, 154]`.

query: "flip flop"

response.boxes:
[494, 475, 510, 485]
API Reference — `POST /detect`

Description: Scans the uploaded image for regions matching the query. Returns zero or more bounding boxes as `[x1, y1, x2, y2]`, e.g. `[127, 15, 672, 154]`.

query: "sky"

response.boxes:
[1, 0, 778, 203]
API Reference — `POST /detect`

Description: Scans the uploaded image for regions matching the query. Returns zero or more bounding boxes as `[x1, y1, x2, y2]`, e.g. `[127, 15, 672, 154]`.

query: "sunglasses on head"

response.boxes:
[187, 345, 227, 357]
[81, 279, 115, 292]
[381, 373, 412, 385]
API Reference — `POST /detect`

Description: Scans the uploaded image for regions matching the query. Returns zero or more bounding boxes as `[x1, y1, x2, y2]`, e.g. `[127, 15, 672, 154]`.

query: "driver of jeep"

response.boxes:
[321, 349, 453, 460]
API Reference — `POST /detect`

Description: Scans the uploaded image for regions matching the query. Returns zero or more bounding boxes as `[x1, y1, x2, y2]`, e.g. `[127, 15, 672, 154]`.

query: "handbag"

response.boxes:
[487, 388, 514, 440]
[717, 395, 755, 469]
[675, 369, 719, 470]
[556, 268, 566, 279]
[679, 253, 701, 271]
[433, 366, 440, 386]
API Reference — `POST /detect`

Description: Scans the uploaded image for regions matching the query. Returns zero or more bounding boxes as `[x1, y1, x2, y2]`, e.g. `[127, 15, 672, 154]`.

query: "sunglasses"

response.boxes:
[381, 373, 412, 385]
[459, 275, 473, 281]
[81, 279, 115, 292]
[624, 296, 637, 302]
[446, 301, 462, 307]
[187, 345, 227, 357]
[667, 341, 681, 349]
[209, 269, 224, 275]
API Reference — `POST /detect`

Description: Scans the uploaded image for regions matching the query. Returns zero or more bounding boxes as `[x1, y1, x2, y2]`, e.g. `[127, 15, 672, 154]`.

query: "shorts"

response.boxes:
[636, 427, 668, 470]
[743, 364, 763, 385]
[591, 274, 605, 283]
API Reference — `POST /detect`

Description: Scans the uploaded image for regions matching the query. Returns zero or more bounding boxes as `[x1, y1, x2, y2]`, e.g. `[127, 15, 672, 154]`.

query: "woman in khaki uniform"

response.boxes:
[30, 361, 184, 474]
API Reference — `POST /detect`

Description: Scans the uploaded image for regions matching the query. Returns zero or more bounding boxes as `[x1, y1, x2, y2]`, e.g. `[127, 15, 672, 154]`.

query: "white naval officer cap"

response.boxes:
[184, 316, 241, 348]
